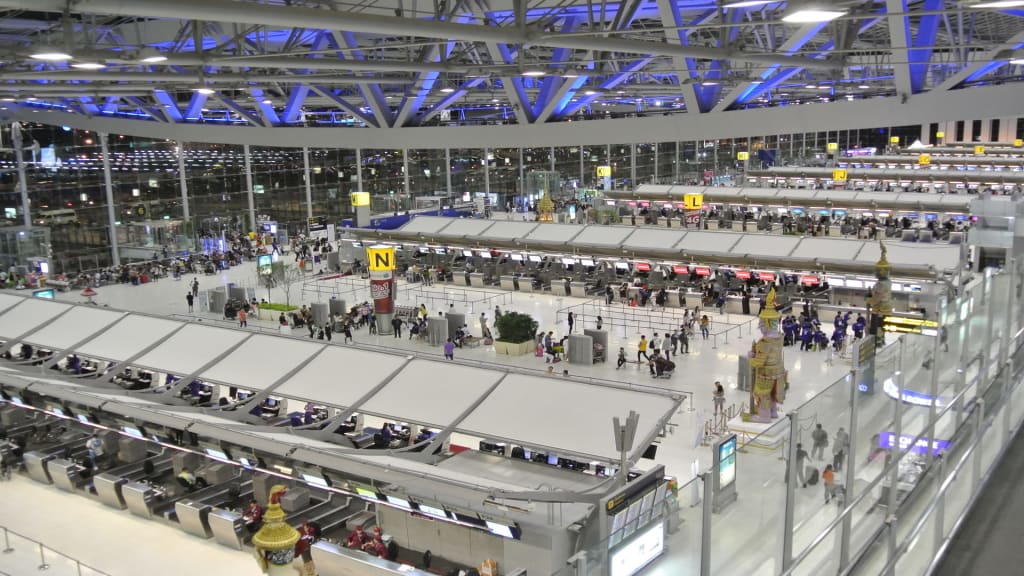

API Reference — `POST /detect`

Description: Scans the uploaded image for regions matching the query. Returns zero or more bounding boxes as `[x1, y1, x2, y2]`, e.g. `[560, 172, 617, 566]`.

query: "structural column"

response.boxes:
[654, 144, 659, 184]
[402, 148, 411, 196]
[355, 148, 364, 192]
[549, 146, 556, 172]
[445, 148, 452, 196]
[99, 133, 120, 266]
[10, 123, 30, 227]
[243, 144, 256, 232]
[518, 148, 525, 200]
[578, 145, 584, 189]
[177, 141, 190, 222]
[302, 146, 313, 219]
[483, 147, 490, 196]
[630, 144, 636, 188]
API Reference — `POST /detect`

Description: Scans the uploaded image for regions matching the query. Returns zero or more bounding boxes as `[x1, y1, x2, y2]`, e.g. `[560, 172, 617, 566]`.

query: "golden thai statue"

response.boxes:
[746, 287, 788, 422]
[253, 485, 301, 575]
[866, 240, 894, 343]
[537, 190, 555, 222]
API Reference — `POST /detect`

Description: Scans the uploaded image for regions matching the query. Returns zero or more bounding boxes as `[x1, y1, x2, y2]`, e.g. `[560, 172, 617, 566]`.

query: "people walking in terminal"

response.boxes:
[795, 443, 809, 488]
[324, 324, 332, 342]
[343, 323, 353, 344]
[853, 314, 866, 339]
[637, 335, 649, 362]
[185, 292, 194, 312]
[391, 317, 403, 338]
[700, 315, 710, 340]
[191, 278, 199, 297]
[823, 464, 837, 504]
[606, 285, 614, 305]
[662, 333, 672, 360]
[567, 311, 575, 333]
[671, 330, 679, 354]
[811, 424, 829, 460]
[651, 332, 660, 356]
[86, 434, 103, 467]
[238, 307, 247, 328]
[617, 347, 627, 369]
[443, 338, 455, 360]
[833, 427, 850, 472]
[679, 328, 690, 353]
[713, 382, 726, 415]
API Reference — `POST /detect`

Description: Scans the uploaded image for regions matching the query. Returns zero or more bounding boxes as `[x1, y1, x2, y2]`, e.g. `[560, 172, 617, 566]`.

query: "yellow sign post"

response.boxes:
[737, 151, 749, 161]
[366, 245, 396, 271]
[596, 166, 612, 178]
[889, 136, 900, 144]
[935, 131, 945, 139]
[826, 142, 838, 153]
[918, 154, 931, 166]
[974, 145, 986, 156]
[1015, 139, 1023, 148]
[832, 169, 848, 182]
[683, 193, 704, 210]
[350, 192, 370, 206]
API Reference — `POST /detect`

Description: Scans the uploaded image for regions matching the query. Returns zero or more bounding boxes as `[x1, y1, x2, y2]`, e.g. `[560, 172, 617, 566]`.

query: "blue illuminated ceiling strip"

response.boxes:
[336, 31, 394, 128]
[533, 17, 578, 119]
[282, 86, 310, 124]
[153, 90, 183, 122]
[77, 96, 100, 115]
[215, 94, 264, 126]
[907, 0, 943, 94]
[495, 42, 535, 123]
[101, 97, 119, 114]
[417, 78, 489, 123]
[184, 93, 208, 120]
[556, 57, 653, 118]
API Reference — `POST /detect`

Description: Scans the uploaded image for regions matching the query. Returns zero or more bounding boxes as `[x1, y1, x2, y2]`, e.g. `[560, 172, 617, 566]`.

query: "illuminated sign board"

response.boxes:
[878, 431, 950, 455]
[918, 154, 931, 166]
[736, 151, 749, 161]
[610, 521, 665, 576]
[683, 193, 704, 210]
[717, 435, 737, 489]
[597, 165, 612, 177]
[350, 191, 370, 206]
[366, 246, 396, 271]
[831, 169, 848, 182]
[974, 145, 986, 155]
[882, 315, 939, 336]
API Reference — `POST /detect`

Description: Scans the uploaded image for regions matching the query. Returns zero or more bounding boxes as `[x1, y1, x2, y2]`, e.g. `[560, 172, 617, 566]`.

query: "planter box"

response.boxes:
[495, 340, 534, 356]
[258, 308, 295, 321]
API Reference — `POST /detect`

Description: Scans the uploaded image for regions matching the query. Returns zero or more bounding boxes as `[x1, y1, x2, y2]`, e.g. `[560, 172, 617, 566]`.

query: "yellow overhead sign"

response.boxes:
[826, 142, 838, 152]
[832, 169, 848, 182]
[889, 136, 900, 144]
[974, 145, 986, 155]
[366, 245, 396, 271]
[1015, 139, 1023, 148]
[918, 154, 931, 166]
[596, 165, 612, 178]
[351, 192, 370, 206]
[935, 131, 945, 139]
[683, 193, 704, 210]
[737, 151, 749, 161]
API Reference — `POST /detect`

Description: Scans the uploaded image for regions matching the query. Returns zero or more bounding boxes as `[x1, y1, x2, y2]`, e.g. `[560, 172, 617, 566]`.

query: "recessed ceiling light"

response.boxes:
[584, 90, 597, 96]
[141, 55, 168, 63]
[782, 9, 846, 23]
[723, 1, 773, 6]
[858, 84, 871, 89]
[71, 62, 106, 70]
[562, 74, 579, 78]
[491, 98, 499, 102]
[194, 87, 215, 95]
[702, 81, 718, 86]
[522, 70, 546, 77]
[260, 99, 272, 105]
[27, 97, 37, 101]
[818, 85, 831, 89]
[973, 1, 1024, 7]
[440, 87, 455, 93]
[1010, 58, 1024, 65]
[30, 51, 72, 61]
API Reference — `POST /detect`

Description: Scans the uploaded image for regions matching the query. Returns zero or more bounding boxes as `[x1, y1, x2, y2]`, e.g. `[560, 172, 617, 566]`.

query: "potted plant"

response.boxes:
[493, 312, 538, 355]
[258, 302, 298, 322]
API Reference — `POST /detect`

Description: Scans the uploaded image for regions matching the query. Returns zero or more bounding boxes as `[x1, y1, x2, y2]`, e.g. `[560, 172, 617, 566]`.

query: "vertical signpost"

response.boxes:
[712, 434, 738, 513]
[366, 245, 397, 335]
[597, 165, 612, 191]
[683, 192, 704, 229]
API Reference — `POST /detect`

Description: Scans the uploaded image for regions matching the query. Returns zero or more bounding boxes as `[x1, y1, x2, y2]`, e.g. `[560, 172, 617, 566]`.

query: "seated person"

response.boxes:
[346, 525, 367, 549]
[243, 500, 264, 533]
[176, 467, 206, 491]
[279, 313, 289, 326]
[653, 355, 675, 378]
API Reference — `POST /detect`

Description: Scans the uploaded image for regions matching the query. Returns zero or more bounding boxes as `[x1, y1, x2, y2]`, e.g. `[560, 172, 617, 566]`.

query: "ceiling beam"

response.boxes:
[937, 30, 1024, 90]
[885, 0, 913, 99]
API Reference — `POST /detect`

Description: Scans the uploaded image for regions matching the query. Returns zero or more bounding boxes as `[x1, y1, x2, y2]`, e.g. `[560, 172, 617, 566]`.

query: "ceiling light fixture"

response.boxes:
[522, 70, 546, 77]
[71, 62, 106, 70]
[584, 90, 598, 96]
[140, 53, 168, 63]
[805, 84, 818, 89]
[858, 84, 871, 89]
[261, 99, 272, 105]
[702, 80, 719, 86]
[724, 1, 774, 7]
[973, 1, 1024, 7]
[194, 87, 215, 95]
[440, 87, 455, 93]
[30, 51, 72, 61]
[782, 2, 846, 23]
[1010, 58, 1024, 65]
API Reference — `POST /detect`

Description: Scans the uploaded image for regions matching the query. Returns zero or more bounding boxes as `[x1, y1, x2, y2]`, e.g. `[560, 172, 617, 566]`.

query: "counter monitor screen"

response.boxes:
[418, 247, 429, 253]
[434, 248, 447, 255]
[479, 252, 492, 259]
[122, 426, 144, 439]
[9, 396, 23, 406]
[528, 255, 542, 263]
[415, 504, 449, 519]
[76, 414, 91, 424]
[462, 250, 473, 257]
[385, 495, 412, 510]
[561, 258, 575, 266]
[355, 487, 379, 500]
[205, 448, 229, 460]
[511, 254, 523, 261]
[50, 407, 65, 417]
[581, 259, 595, 267]
[615, 262, 629, 270]
[485, 521, 518, 539]
[302, 473, 329, 488]
[239, 457, 255, 469]
[635, 263, 650, 272]
[547, 454, 560, 466]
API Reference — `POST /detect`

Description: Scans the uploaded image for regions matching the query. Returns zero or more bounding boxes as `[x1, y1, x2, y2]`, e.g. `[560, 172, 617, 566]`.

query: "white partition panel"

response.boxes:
[457, 375, 678, 461]
[789, 237, 864, 263]
[133, 324, 249, 374]
[73, 315, 182, 362]
[677, 231, 743, 255]
[437, 219, 496, 238]
[201, 335, 322, 390]
[399, 216, 455, 235]
[21, 307, 125, 350]
[524, 223, 582, 244]
[621, 229, 688, 251]
[359, 360, 502, 427]
[274, 347, 409, 407]
[0, 298, 70, 339]
[571, 225, 634, 248]
[729, 235, 801, 259]
[476, 221, 538, 241]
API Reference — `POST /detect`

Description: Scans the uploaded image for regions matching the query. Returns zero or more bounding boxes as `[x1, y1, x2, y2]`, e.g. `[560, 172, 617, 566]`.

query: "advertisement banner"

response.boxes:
[685, 211, 701, 226]
[369, 272, 394, 315]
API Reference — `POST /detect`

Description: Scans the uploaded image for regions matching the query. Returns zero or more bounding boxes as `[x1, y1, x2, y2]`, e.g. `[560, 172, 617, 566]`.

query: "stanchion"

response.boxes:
[38, 542, 49, 570]
[3, 527, 13, 553]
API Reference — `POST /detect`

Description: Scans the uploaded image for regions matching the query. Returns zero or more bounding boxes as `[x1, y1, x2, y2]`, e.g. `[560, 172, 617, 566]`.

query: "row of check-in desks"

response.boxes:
[5, 415, 371, 553]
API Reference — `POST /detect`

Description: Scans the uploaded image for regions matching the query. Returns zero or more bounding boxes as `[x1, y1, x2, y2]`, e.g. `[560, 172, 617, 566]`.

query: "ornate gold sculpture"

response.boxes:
[866, 240, 894, 343]
[537, 190, 555, 222]
[746, 287, 788, 422]
[253, 485, 301, 574]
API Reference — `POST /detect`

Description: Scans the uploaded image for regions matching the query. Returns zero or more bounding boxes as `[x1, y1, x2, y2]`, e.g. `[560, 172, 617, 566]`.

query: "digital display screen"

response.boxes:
[302, 473, 329, 488]
[757, 272, 775, 282]
[528, 255, 542, 263]
[205, 448, 229, 460]
[639, 490, 656, 515]
[462, 250, 473, 257]
[479, 252, 492, 259]
[419, 247, 429, 253]
[826, 277, 845, 287]
[385, 495, 412, 509]
[610, 521, 665, 576]
[433, 248, 446, 255]
[547, 454, 560, 466]
[415, 504, 449, 519]
[50, 407, 65, 417]
[10, 396, 23, 406]
[581, 259, 595, 267]
[76, 414, 91, 424]
[561, 258, 576, 265]
[672, 265, 688, 274]
[355, 487, 380, 500]
[635, 262, 650, 272]
[239, 458, 255, 469]
[718, 435, 737, 489]
[694, 267, 711, 276]
[485, 521, 518, 539]
[734, 270, 750, 280]
[33, 289, 56, 300]
[511, 254, 523, 261]
[800, 275, 820, 286]
[122, 426, 144, 439]
[615, 262, 629, 270]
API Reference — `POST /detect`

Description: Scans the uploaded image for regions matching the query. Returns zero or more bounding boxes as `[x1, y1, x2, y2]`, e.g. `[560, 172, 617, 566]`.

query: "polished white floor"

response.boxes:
[34, 258, 861, 575]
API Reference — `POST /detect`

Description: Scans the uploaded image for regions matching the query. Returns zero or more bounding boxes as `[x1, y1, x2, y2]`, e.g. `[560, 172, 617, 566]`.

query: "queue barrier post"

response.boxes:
[38, 542, 49, 571]
[3, 527, 13, 553]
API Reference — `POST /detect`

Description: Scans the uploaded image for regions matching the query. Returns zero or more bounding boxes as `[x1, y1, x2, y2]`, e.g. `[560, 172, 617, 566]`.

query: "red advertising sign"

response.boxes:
[757, 272, 776, 282]
[685, 211, 701, 225]
[672, 265, 688, 275]
[734, 270, 751, 280]
[694, 266, 711, 276]
[800, 275, 820, 286]
[635, 262, 651, 272]
[370, 277, 395, 314]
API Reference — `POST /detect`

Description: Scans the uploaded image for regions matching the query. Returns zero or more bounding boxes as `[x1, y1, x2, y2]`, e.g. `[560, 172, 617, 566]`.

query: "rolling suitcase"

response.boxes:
[806, 467, 819, 486]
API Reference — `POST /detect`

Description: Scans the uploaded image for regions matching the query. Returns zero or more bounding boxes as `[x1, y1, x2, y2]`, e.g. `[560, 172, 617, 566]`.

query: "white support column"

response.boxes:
[177, 141, 190, 222]
[99, 133, 120, 266]
[10, 123, 30, 227]
[483, 147, 490, 196]
[979, 119, 991, 142]
[243, 144, 256, 232]
[518, 148, 525, 200]
[578, 145, 584, 188]
[445, 148, 452, 196]
[654, 144, 659, 184]
[402, 148, 411, 196]
[674, 141, 680, 182]
[549, 146, 556, 173]
[356, 148, 364, 192]
[302, 146, 313, 219]
[630, 144, 636, 189]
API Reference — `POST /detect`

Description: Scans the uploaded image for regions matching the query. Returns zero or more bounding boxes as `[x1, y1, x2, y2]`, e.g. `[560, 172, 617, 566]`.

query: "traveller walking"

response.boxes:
[324, 324, 332, 342]
[443, 338, 455, 360]
[700, 315, 710, 340]
[86, 434, 104, 468]
[616, 347, 627, 369]
[637, 335, 649, 362]
[651, 333, 661, 357]
[567, 311, 575, 333]
[811, 423, 829, 461]
[343, 323, 353, 344]
[833, 427, 849, 472]
[391, 317, 403, 338]
[185, 292, 194, 313]
[713, 382, 725, 414]
[795, 443, 809, 488]
[191, 278, 199, 297]
[823, 464, 836, 504]
[680, 327, 690, 353]
[662, 333, 672, 360]
[596, 315, 603, 330]
[671, 330, 679, 355]
[238, 308, 247, 328]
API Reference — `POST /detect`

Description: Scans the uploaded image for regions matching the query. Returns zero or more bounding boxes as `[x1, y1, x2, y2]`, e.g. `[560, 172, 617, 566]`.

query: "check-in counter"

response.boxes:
[311, 541, 435, 576]
[176, 499, 220, 539]
[551, 279, 569, 296]
[95, 456, 175, 509]
[48, 458, 91, 493]
[569, 281, 587, 297]
[460, 271, 471, 286]
[499, 275, 517, 290]
[176, 476, 252, 539]
[518, 277, 534, 292]
[123, 480, 175, 520]
[23, 451, 56, 484]
[468, 272, 486, 287]
[209, 508, 247, 550]
[665, 289, 682, 307]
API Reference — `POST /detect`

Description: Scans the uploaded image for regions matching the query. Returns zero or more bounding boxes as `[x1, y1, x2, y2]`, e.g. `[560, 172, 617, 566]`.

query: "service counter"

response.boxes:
[311, 541, 435, 576]
[175, 478, 253, 539]
[23, 435, 88, 484]
[124, 480, 179, 520]
[48, 458, 92, 493]
[209, 508, 248, 550]
[95, 455, 176, 509]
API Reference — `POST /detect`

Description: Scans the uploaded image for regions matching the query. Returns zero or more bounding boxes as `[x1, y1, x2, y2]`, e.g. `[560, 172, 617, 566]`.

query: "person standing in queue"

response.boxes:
[637, 335, 649, 362]
[343, 322, 353, 344]
[391, 316, 403, 339]
[713, 382, 726, 415]
[822, 464, 836, 504]
[86, 434, 104, 468]
[700, 315, 711, 340]
[185, 292, 194, 313]
[444, 338, 455, 360]
[191, 277, 199, 298]
[238, 307, 247, 328]
[567, 311, 575, 333]
[596, 315, 603, 330]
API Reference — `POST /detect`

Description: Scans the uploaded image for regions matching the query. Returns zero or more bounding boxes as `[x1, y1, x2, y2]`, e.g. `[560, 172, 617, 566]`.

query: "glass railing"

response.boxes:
[563, 263, 1024, 576]
[0, 525, 111, 576]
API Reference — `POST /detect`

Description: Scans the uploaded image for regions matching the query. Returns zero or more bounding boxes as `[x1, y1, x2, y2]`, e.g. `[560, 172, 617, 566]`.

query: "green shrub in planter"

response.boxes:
[494, 312, 538, 344]
[260, 303, 299, 312]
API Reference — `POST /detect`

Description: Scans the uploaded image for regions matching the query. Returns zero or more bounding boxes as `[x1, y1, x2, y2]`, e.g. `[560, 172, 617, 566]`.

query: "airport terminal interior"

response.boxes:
[1, 1, 1024, 576]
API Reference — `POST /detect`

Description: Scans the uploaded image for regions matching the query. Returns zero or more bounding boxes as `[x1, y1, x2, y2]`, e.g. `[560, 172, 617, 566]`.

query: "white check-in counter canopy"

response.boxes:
[0, 294, 680, 465]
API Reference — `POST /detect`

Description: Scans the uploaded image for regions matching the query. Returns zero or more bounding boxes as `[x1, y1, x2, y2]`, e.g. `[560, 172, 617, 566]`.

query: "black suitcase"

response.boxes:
[806, 466, 819, 486]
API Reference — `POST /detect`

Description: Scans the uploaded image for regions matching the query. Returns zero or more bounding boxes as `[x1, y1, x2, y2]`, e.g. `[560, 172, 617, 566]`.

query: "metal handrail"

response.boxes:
[0, 524, 112, 575]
